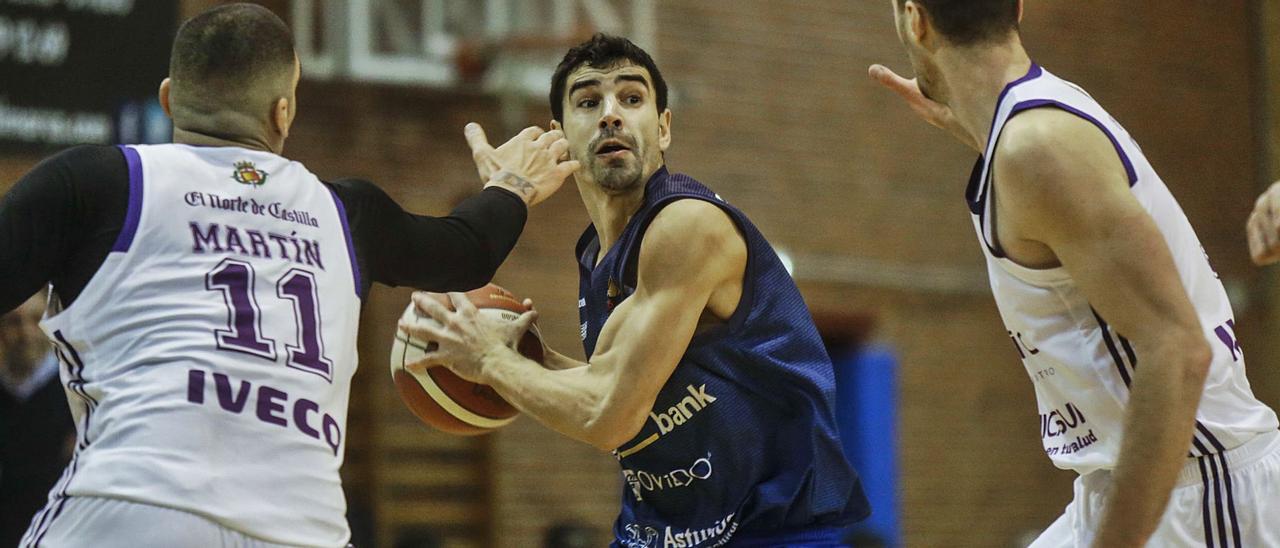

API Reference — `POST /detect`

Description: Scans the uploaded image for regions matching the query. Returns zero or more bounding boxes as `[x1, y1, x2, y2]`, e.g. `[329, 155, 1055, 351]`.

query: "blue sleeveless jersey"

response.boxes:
[576, 167, 870, 547]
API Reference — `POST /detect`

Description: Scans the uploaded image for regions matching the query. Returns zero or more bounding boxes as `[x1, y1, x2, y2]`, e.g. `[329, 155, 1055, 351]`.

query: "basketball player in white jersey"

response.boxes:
[0, 4, 577, 547]
[873, 1, 1280, 546]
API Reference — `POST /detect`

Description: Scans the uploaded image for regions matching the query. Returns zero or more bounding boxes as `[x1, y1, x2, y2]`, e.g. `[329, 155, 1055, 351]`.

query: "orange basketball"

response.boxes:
[389, 284, 544, 435]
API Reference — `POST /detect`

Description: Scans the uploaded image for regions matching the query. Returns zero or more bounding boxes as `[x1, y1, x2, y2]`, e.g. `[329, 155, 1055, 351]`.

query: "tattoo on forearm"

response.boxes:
[493, 171, 538, 201]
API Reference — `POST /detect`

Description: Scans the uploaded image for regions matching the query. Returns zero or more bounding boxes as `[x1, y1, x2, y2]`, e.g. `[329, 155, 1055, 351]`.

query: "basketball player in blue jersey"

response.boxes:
[0, 4, 577, 547]
[403, 34, 870, 547]
[873, 1, 1280, 546]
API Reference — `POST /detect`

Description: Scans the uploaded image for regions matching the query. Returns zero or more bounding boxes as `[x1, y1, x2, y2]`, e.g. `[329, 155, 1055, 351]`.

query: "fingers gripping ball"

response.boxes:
[389, 284, 545, 435]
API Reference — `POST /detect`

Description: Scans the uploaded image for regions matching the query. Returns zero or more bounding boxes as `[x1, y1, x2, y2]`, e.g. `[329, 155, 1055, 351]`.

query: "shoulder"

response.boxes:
[58, 144, 123, 163]
[322, 177, 397, 214]
[38, 145, 126, 178]
[994, 108, 1128, 201]
[998, 109, 1118, 173]
[324, 177, 385, 201]
[645, 198, 740, 249]
[11, 145, 127, 206]
[638, 198, 745, 280]
[993, 108, 1141, 243]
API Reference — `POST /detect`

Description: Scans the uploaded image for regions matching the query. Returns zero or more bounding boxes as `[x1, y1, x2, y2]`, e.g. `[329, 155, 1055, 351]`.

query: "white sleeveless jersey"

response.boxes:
[34, 144, 361, 546]
[968, 65, 1279, 475]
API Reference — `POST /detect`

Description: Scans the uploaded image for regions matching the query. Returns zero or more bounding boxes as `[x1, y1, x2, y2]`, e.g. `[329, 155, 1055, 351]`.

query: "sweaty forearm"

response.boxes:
[541, 347, 589, 371]
[1094, 342, 1210, 546]
[479, 346, 620, 450]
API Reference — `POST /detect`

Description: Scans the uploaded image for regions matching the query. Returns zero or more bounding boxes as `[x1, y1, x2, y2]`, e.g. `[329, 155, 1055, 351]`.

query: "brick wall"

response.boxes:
[1, 1, 1270, 546]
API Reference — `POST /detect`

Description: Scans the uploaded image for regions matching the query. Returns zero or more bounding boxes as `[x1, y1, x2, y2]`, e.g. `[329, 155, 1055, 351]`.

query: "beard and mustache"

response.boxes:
[584, 127, 645, 193]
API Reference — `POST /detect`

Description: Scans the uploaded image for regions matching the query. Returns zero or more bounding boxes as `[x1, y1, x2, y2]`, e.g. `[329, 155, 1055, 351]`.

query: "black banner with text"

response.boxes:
[0, 0, 176, 151]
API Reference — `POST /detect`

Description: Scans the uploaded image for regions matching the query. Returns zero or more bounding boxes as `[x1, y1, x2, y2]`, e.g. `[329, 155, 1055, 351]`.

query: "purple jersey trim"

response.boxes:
[23, 453, 80, 547]
[1220, 452, 1244, 547]
[972, 93, 1143, 258]
[1198, 457, 1217, 548]
[983, 63, 1043, 155]
[968, 63, 1043, 215]
[1208, 454, 1228, 547]
[112, 145, 145, 253]
[327, 187, 362, 299]
[1007, 99, 1140, 186]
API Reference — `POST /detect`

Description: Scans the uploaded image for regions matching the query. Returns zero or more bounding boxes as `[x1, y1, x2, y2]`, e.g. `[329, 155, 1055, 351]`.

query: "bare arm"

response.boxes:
[538, 346, 588, 371]
[404, 199, 746, 451]
[996, 110, 1211, 548]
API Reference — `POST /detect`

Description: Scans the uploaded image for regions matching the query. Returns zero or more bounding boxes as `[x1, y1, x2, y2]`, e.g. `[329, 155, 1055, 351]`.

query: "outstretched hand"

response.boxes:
[465, 123, 580, 207]
[1248, 180, 1280, 266]
[398, 292, 539, 383]
[868, 64, 981, 152]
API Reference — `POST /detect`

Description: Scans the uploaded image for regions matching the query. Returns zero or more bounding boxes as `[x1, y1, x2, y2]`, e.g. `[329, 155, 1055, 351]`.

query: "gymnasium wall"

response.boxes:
[1, 1, 1272, 547]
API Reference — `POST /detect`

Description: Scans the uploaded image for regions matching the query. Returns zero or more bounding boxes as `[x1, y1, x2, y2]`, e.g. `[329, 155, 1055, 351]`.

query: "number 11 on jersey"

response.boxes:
[207, 258, 334, 382]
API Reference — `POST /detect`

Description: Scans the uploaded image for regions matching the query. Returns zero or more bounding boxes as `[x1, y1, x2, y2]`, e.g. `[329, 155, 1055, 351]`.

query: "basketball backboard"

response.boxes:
[293, 0, 656, 95]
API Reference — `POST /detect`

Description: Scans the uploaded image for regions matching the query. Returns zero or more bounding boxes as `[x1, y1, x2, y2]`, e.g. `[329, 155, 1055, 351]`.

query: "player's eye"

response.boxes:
[577, 98, 599, 109]
[625, 95, 642, 105]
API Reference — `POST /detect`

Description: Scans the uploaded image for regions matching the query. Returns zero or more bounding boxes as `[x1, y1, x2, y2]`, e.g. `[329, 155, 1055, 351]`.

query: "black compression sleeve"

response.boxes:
[325, 179, 528, 295]
[0, 146, 127, 313]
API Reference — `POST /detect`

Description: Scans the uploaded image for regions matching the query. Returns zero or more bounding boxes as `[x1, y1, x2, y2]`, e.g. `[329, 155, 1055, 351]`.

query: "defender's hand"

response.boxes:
[1248, 180, 1280, 266]
[869, 64, 981, 152]
[465, 123, 579, 207]
[466, 123, 503, 182]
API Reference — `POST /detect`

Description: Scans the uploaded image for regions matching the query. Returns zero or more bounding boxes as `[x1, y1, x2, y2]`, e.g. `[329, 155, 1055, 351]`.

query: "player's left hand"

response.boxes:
[465, 123, 503, 182]
[869, 63, 981, 152]
[399, 291, 538, 383]
[466, 123, 579, 207]
[1247, 180, 1280, 266]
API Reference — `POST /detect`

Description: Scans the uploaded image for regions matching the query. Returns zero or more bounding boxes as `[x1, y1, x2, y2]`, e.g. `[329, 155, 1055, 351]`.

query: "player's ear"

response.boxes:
[159, 78, 173, 119]
[904, 1, 932, 50]
[550, 120, 562, 131]
[658, 109, 672, 152]
[271, 97, 291, 140]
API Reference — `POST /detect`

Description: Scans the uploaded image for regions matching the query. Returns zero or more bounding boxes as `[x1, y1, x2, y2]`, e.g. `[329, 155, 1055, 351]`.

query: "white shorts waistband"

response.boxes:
[1176, 429, 1279, 487]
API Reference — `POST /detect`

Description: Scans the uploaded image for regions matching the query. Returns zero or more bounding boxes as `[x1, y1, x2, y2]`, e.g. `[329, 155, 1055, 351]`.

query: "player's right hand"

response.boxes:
[868, 64, 981, 152]
[1247, 180, 1280, 265]
[402, 291, 539, 383]
[466, 123, 580, 207]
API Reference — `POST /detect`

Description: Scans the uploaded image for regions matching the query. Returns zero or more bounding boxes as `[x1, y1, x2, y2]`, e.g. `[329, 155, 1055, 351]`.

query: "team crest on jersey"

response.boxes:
[232, 161, 268, 187]
[606, 277, 621, 311]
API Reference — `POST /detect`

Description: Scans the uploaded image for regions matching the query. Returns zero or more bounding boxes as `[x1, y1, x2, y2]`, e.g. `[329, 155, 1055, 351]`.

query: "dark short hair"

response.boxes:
[169, 3, 296, 114]
[897, 0, 1019, 46]
[549, 33, 668, 122]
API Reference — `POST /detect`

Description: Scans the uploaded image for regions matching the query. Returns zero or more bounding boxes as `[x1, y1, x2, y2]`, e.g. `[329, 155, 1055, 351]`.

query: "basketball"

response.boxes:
[389, 284, 545, 436]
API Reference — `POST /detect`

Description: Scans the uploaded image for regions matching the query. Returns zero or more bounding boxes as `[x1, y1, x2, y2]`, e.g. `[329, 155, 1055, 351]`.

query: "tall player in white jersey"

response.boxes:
[872, 1, 1280, 546]
[0, 4, 578, 547]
